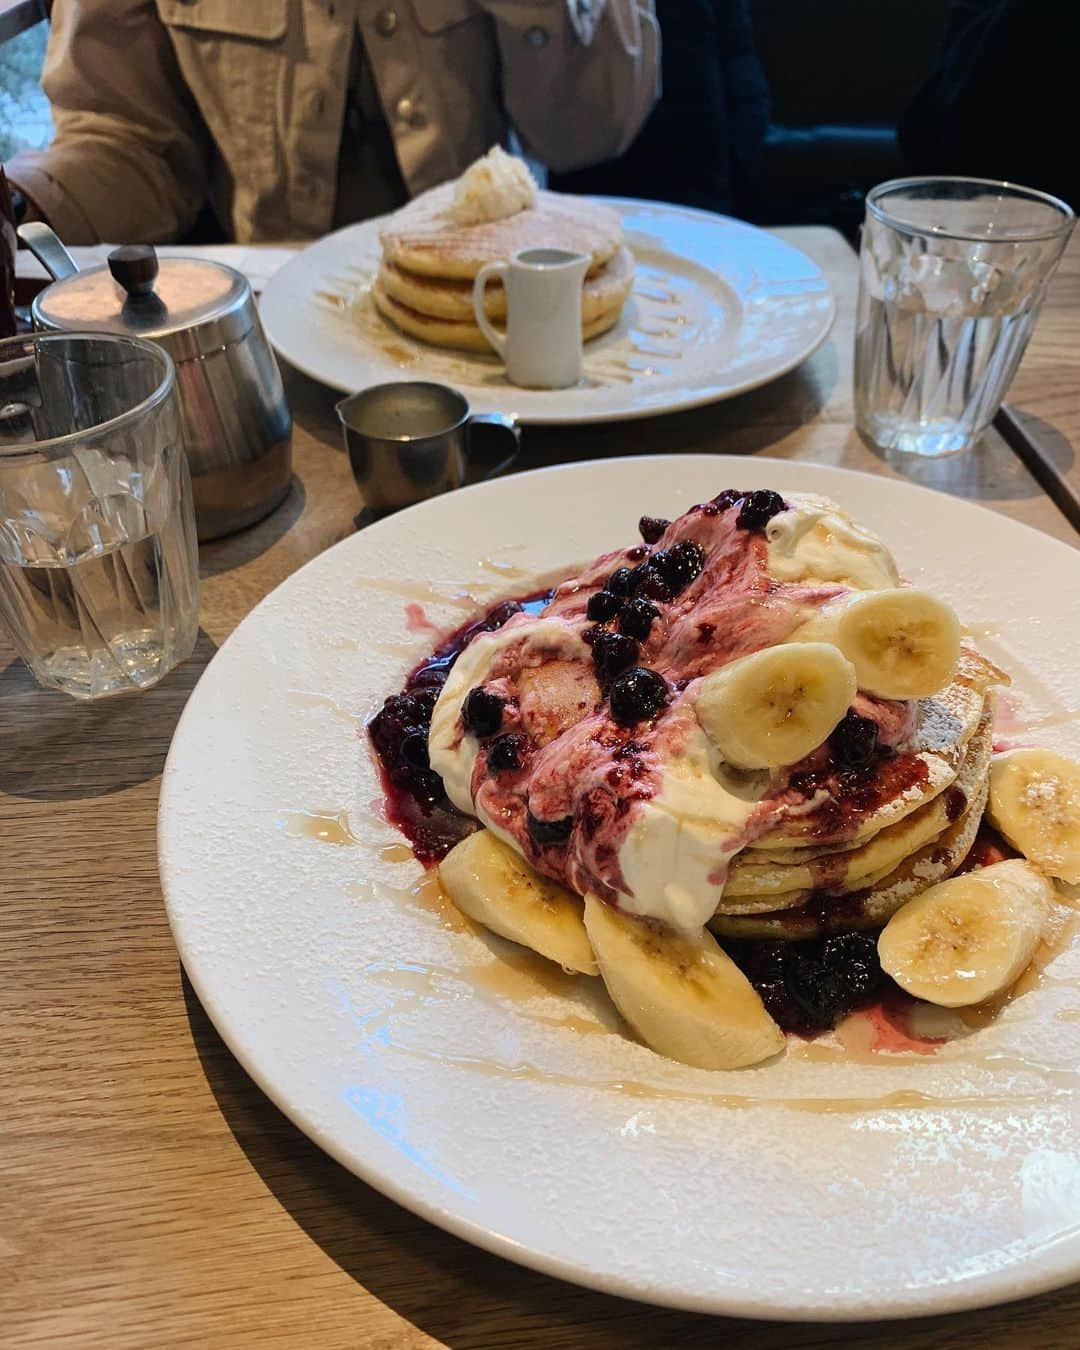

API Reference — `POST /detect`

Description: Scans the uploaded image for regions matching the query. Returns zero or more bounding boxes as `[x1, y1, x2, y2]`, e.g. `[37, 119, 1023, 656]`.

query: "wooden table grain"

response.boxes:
[2, 227, 1077, 1349]
[995, 228, 1080, 528]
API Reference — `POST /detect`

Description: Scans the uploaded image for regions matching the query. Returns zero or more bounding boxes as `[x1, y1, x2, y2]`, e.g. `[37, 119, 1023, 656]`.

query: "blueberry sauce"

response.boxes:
[368, 588, 550, 864]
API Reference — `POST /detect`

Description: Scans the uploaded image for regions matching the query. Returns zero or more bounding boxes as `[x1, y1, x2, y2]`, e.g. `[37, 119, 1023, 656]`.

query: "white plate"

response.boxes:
[159, 458, 1080, 1320]
[259, 199, 835, 424]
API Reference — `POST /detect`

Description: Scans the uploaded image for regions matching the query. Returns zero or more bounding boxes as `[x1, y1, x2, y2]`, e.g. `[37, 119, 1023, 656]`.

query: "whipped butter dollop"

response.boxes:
[429, 616, 589, 816]
[765, 493, 899, 590]
[446, 146, 537, 225]
[618, 720, 768, 930]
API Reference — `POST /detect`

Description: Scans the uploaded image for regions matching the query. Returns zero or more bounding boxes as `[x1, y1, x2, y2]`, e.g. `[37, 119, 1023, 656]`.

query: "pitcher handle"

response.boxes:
[472, 261, 509, 358]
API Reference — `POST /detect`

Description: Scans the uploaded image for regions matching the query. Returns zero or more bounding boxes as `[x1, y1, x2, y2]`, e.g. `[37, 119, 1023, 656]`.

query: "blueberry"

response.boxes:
[650, 541, 704, 594]
[638, 515, 670, 544]
[487, 733, 526, 774]
[592, 631, 640, 685]
[408, 686, 440, 719]
[390, 764, 443, 807]
[606, 567, 636, 597]
[400, 732, 430, 770]
[618, 596, 659, 640]
[526, 811, 573, 845]
[409, 665, 448, 691]
[609, 667, 669, 725]
[735, 490, 787, 532]
[830, 711, 879, 768]
[788, 933, 882, 1030]
[586, 589, 622, 622]
[629, 565, 674, 603]
[463, 686, 504, 738]
[482, 600, 524, 629]
[369, 694, 426, 762]
[821, 933, 881, 1005]
[712, 488, 747, 511]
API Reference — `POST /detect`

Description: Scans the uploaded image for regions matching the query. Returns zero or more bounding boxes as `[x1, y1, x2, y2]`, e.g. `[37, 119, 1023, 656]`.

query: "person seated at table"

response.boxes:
[4, 0, 660, 245]
[900, 0, 1078, 209]
[551, 0, 770, 219]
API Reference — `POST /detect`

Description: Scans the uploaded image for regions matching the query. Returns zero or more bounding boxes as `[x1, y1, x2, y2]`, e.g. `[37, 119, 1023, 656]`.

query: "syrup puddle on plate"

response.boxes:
[279, 810, 358, 846]
[287, 690, 358, 726]
[341, 870, 1080, 1115]
[353, 575, 504, 611]
[634, 285, 679, 305]
[378, 1041, 1078, 1115]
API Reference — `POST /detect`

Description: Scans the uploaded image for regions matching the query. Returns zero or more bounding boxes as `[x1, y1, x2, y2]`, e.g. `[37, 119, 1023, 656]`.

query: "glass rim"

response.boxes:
[0, 330, 176, 461]
[866, 175, 1076, 243]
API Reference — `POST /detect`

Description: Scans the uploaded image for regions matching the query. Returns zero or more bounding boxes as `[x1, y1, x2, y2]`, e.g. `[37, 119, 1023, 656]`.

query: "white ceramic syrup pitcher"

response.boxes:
[472, 247, 590, 389]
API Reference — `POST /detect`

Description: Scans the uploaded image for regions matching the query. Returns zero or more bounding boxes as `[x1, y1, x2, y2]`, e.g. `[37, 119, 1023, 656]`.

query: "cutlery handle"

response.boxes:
[17, 222, 79, 280]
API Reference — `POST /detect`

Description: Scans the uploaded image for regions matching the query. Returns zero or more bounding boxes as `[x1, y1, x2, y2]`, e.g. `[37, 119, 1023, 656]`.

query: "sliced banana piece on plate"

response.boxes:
[791, 587, 960, 700]
[987, 747, 1080, 885]
[877, 858, 1053, 1007]
[583, 894, 785, 1068]
[439, 829, 599, 975]
[693, 641, 856, 770]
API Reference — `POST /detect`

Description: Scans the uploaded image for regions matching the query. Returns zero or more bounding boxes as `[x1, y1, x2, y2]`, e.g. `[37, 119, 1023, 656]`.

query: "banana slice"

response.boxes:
[438, 829, 599, 975]
[877, 859, 1053, 1007]
[791, 588, 960, 700]
[583, 894, 785, 1068]
[694, 642, 856, 770]
[987, 748, 1080, 885]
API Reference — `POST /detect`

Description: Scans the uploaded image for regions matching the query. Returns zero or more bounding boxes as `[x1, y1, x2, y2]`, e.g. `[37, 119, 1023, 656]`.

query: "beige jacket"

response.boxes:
[7, 0, 659, 245]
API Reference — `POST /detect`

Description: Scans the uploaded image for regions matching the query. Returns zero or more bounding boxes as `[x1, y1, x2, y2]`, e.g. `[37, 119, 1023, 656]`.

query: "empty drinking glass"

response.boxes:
[0, 332, 199, 698]
[854, 176, 1074, 457]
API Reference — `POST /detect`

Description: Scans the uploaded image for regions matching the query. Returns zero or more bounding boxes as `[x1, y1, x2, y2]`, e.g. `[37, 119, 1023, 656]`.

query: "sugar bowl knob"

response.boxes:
[108, 244, 159, 297]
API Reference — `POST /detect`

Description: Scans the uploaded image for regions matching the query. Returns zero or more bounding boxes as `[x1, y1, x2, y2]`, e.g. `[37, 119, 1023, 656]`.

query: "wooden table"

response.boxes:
[995, 229, 1080, 528]
[3, 228, 1078, 1349]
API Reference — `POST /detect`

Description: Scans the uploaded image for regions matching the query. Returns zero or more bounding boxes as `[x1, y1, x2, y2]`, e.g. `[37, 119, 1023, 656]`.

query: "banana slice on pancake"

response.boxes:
[694, 642, 856, 770]
[790, 588, 960, 700]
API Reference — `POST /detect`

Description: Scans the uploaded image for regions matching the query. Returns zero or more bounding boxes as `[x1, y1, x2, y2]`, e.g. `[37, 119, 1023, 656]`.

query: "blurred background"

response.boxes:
[6, 0, 1071, 246]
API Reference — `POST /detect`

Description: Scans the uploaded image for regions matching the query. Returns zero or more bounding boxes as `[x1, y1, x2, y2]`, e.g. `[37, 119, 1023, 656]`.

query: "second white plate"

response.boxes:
[259, 198, 836, 423]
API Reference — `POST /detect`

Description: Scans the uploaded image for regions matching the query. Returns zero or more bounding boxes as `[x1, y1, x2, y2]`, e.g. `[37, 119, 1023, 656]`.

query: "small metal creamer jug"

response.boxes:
[22, 225, 292, 540]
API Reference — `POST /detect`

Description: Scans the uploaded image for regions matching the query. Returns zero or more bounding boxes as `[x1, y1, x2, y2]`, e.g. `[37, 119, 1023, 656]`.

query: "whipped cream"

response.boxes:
[765, 493, 899, 590]
[446, 146, 537, 225]
[429, 616, 589, 815]
[618, 720, 767, 930]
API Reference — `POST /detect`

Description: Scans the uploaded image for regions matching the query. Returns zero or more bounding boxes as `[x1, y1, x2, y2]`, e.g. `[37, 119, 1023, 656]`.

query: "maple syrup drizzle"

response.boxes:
[280, 810, 359, 846]
[287, 690, 357, 725]
[339, 873, 1080, 1111]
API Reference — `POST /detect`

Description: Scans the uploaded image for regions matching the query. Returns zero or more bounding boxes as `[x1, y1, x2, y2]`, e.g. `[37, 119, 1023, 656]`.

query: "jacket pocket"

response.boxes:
[407, 0, 489, 35]
[155, 0, 287, 41]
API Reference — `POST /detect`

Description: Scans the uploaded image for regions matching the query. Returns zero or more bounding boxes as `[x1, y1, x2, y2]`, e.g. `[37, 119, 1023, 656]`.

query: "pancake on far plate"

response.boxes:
[371, 146, 633, 353]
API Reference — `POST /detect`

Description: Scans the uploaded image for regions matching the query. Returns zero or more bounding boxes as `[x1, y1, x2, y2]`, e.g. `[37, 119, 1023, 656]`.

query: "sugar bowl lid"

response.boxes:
[32, 245, 255, 362]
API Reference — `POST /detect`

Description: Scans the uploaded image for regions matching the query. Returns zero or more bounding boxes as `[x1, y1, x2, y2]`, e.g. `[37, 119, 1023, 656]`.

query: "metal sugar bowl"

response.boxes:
[22, 225, 292, 540]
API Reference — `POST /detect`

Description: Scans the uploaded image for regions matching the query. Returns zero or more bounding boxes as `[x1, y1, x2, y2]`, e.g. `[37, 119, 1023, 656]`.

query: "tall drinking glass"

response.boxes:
[0, 332, 199, 698]
[854, 177, 1074, 457]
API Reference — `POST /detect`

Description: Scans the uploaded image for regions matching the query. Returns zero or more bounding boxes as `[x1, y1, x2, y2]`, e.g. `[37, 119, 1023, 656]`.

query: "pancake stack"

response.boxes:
[373, 181, 634, 353]
[709, 644, 1004, 940]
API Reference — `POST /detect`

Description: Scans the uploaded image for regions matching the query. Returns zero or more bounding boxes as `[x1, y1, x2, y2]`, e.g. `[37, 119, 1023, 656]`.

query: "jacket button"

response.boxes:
[396, 96, 424, 126]
[524, 25, 549, 48]
[375, 8, 398, 37]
